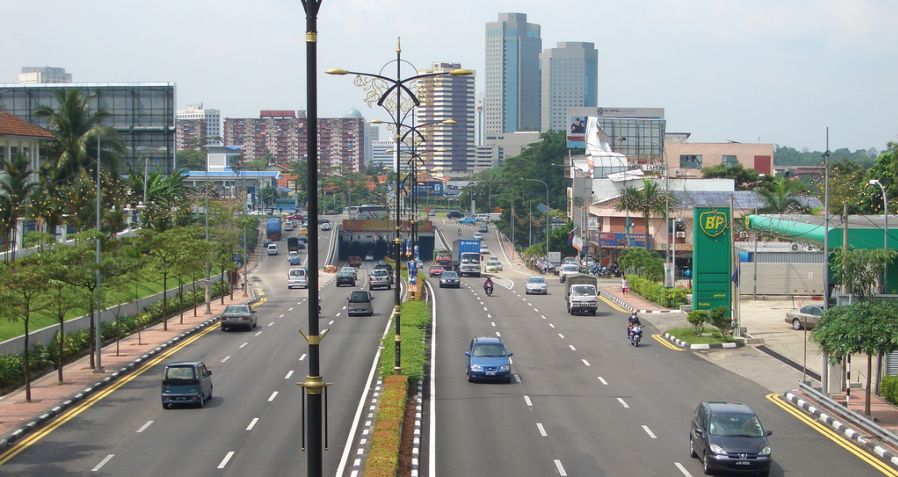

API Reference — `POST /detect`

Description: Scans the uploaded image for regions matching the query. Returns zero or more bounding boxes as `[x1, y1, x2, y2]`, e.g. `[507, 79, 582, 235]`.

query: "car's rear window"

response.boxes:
[164, 366, 196, 382]
[224, 305, 250, 314]
[289, 269, 306, 277]
[349, 291, 370, 302]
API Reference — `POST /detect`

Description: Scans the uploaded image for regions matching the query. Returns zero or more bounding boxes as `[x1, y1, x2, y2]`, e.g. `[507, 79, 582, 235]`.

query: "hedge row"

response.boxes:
[378, 299, 429, 383]
[0, 281, 229, 394]
[628, 275, 690, 309]
[880, 375, 898, 405]
[364, 375, 409, 477]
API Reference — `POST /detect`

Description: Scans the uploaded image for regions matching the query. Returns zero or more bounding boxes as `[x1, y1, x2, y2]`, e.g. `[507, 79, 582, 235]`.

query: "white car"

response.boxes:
[320, 222, 332, 231]
[558, 263, 580, 283]
[473, 233, 483, 240]
[480, 243, 490, 254]
[364, 252, 375, 261]
[485, 256, 503, 273]
[287, 268, 308, 289]
[267, 243, 279, 255]
[525, 276, 548, 295]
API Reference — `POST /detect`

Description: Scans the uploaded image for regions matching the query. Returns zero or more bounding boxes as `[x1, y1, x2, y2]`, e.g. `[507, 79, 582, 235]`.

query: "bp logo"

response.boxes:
[699, 210, 728, 238]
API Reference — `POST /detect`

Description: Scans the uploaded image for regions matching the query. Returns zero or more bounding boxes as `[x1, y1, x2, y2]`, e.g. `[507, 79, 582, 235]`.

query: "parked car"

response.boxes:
[785, 304, 824, 330]
[429, 265, 446, 277]
[439, 271, 460, 288]
[369, 268, 392, 290]
[465, 336, 513, 383]
[485, 257, 503, 273]
[161, 361, 213, 409]
[447, 210, 463, 219]
[220, 304, 257, 331]
[559, 263, 580, 283]
[525, 276, 547, 295]
[267, 243, 279, 256]
[288, 251, 301, 265]
[690, 401, 772, 475]
[347, 290, 374, 316]
[459, 216, 476, 225]
[336, 270, 356, 287]
[288, 268, 308, 289]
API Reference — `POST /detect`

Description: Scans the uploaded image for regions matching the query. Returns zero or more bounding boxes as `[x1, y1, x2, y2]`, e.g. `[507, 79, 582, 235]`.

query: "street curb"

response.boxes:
[411, 381, 423, 477]
[0, 295, 257, 451]
[783, 391, 898, 470]
[662, 332, 744, 350]
[600, 289, 685, 315]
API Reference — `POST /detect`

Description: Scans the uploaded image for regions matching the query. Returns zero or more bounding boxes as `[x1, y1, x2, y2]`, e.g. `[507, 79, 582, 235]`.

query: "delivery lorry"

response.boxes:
[453, 239, 482, 277]
[565, 273, 599, 315]
[266, 217, 282, 242]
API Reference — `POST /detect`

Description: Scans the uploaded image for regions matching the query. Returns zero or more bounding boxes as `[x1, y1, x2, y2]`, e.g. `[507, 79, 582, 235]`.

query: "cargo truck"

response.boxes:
[287, 236, 300, 252]
[266, 217, 282, 242]
[452, 239, 482, 277]
[565, 274, 599, 315]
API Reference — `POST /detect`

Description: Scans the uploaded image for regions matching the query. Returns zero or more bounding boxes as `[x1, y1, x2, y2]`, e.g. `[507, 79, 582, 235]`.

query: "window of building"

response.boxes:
[679, 155, 702, 169]
[721, 155, 738, 168]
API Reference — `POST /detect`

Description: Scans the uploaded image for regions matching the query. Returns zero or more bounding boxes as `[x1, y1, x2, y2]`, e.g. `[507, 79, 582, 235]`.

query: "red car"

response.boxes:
[429, 265, 446, 277]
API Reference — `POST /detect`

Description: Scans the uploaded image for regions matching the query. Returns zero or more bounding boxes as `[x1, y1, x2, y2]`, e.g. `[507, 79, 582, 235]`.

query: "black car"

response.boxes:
[447, 210, 463, 219]
[439, 271, 460, 288]
[336, 270, 356, 287]
[690, 401, 772, 475]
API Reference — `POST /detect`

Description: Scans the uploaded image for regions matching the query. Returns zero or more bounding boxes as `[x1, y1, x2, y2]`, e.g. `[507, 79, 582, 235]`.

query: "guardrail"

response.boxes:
[799, 381, 898, 449]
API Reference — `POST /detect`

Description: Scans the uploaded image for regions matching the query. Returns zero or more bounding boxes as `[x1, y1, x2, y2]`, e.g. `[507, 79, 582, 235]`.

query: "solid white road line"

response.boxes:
[255, 331, 262, 336]
[675, 462, 693, 476]
[221, 355, 231, 363]
[217, 451, 235, 469]
[554, 459, 568, 476]
[524, 395, 533, 407]
[299, 354, 307, 361]
[246, 417, 259, 431]
[642, 425, 657, 439]
[285, 370, 294, 379]
[92, 454, 114, 472]
[268, 391, 279, 402]
[569, 344, 576, 351]
[537, 422, 548, 437]
[598, 376, 608, 385]
[617, 398, 629, 409]
[581, 359, 591, 367]
[239, 342, 248, 349]
[136, 420, 153, 433]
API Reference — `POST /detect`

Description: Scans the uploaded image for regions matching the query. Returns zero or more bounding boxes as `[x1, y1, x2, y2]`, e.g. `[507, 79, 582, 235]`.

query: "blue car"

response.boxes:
[288, 251, 301, 265]
[465, 336, 513, 383]
[459, 216, 476, 224]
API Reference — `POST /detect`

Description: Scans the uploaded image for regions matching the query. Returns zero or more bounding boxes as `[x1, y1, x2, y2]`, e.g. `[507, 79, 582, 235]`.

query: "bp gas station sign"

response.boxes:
[692, 207, 732, 314]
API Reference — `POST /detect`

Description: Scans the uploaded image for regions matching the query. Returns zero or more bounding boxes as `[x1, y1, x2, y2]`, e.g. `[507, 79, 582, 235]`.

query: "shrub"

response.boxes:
[687, 310, 708, 335]
[365, 374, 408, 477]
[708, 307, 733, 336]
[881, 375, 898, 404]
[627, 275, 689, 309]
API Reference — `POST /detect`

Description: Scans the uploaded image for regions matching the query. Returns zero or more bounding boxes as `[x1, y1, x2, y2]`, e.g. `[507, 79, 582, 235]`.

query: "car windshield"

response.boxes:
[164, 366, 197, 383]
[224, 305, 250, 314]
[571, 285, 594, 295]
[289, 269, 306, 277]
[489, 258, 500, 264]
[562, 264, 578, 272]
[349, 291, 370, 302]
[528, 277, 545, 284]
[709, 412, 765, 437]
[472, 344, 507, 357]
[462, 257, 476, 263]
[442, 272, 458, 279]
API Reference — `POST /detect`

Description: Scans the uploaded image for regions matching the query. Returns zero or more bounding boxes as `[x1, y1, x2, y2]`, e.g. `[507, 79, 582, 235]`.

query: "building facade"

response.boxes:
[483, 131, 541, 162]
[664, 134, 774, 178]
[415, 62, 476, 176]
[369, 139, 395, 171]
[567, 106, 666, 167]
[0, 83, 176, 173]
[18, 66, 72, 84]
[484, 12, 542, 135]
[176, 104, 221, 150]
[540, 42, 598, 132]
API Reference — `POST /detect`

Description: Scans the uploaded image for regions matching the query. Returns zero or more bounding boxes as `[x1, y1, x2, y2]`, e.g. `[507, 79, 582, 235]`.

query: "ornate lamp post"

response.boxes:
[327, 41, 471, 374]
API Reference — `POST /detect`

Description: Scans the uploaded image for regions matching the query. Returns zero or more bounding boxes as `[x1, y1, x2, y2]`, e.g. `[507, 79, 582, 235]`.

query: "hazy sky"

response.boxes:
[5, 0, 896, 151]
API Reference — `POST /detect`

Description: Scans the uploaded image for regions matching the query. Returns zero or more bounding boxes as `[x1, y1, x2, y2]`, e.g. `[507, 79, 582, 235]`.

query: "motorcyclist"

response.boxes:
[627, 312, 641, 337]
[483, 276, 494, 294]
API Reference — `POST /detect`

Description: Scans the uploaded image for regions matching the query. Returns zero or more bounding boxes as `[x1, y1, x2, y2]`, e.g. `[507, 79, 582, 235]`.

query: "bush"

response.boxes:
[365, 375, 408, 477]
[881, 375, 898, 405]
[687, 310, 708, 335]
[627, 275, 690, 309]
[708, 307, 733, 336]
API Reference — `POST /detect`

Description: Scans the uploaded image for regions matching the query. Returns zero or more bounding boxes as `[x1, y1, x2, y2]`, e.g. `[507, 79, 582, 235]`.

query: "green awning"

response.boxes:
[745, 215, 827, 244]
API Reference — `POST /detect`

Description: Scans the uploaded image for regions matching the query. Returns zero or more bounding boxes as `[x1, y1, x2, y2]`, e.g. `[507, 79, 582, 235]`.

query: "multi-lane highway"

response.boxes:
[0, 216, 893, 476]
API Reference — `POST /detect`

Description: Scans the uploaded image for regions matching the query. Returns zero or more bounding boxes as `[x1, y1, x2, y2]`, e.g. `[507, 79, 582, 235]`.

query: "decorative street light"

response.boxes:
[328, 40, 471, 374]
[869, 179, 889, 294]
[522, 178, 550, 261]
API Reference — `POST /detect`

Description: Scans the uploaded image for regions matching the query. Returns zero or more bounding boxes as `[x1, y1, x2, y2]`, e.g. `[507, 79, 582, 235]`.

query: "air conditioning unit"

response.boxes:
[675, 231, 686, 238]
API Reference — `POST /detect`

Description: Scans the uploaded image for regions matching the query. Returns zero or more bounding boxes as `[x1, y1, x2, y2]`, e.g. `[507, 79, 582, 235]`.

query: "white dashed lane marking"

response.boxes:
[267, 322, 274, 327]
[285, 370, 294, 379]
[92, 454, 114, 472]
[675, 462, 693, 476]
[524, 395, 533, 407]
[568, 344, 576, 351]
[491, 322, 496, 327]
[221, 355, 231, 363]
[581, 359, 591, 367]
[239, 342, 248, 349]
[554, 459, 568, 476]
[598, 376, 608, 385]
[217, 451, 235, 469]
[246, 418, 259, 431]
[288, 307, 294, 312]
[617, 398, 629, 409]
[136, 420, 153, 433]
[642, 425, 657, 439]
[495, 331, 501, 337]
[254, 331, 262, 336]
[537, 422, 548, 437]
[268, 391, 279, 402]
[548, 323, 555, 329]
[278, 313, 285, 318]
[558, 333, 565, 339]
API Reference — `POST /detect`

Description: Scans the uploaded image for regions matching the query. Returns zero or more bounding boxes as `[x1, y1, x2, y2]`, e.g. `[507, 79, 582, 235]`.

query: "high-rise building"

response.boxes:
[484, 12, 542, 135]
[223, 109, 365, 174]
[0, 83, 176, 173]
[176, 104, 221, 150]
[369, 139, 394, 171]
[415, 62, 476, 176]
[541, 42, 598, 132]
[18, 66, 72, 84]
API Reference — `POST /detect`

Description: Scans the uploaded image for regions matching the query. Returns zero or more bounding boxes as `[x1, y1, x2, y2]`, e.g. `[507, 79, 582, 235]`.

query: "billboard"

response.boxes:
[595, 232, 649, 249]
[566, 116, 588, 149]
[691, 207, 732, 315]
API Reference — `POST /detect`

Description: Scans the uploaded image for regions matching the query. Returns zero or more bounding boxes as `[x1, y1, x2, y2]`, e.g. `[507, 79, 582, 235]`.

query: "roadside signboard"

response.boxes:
[692, 207, 732, 314]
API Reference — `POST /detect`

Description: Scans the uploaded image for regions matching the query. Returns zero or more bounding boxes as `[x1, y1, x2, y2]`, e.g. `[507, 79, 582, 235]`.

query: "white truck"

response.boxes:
[565, 274, 599, 316]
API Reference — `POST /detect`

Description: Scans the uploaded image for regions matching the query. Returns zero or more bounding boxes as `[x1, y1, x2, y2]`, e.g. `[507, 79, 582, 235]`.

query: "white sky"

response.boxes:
[5, 0, 897, 151]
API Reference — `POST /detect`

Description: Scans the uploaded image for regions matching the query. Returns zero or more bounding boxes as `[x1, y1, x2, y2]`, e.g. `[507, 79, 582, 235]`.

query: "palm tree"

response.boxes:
[126, 169, 189, 231]
[615, 178, 670, 250]
[0, 152, 38, 262]
[756, 176, 808, 213]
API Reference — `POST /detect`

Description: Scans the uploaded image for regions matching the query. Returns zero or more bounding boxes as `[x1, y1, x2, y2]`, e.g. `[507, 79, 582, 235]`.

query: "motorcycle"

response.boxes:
[484, 283, 494, 296]
[628, 324, 642, 347]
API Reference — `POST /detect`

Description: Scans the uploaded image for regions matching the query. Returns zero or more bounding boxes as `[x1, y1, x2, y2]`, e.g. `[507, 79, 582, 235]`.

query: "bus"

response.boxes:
[346, 204, 390, 220]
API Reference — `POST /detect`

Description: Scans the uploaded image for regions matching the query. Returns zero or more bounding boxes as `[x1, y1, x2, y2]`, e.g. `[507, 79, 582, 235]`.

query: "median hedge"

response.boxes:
[364, 375, 408, 477]
[378, 299, 429, 383]
[0, 281, 230, 395]
[627, 275, 690, 309]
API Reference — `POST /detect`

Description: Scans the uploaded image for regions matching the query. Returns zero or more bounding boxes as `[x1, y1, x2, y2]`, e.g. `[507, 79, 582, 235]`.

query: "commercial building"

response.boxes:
[0, 83, 176, 173]
[369, 139, 394, 171]
[18, 66, 72, 84]
[484, 12, 542, 134]
[540, 42, 598, 132]
[415, 62, 475, 176]
[567, 106, 666, 167]
[483, 131, 541, 162]
[176, 104, 221, 150]
[664, 133, 774, 178]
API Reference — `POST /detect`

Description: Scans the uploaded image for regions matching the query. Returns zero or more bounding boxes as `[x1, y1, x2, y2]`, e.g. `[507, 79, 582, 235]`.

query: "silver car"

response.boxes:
[525, 276, 547, 295]
[785, 304, 823, 330]
[347, 290, 375, 316]
[220, 304, 257, 331]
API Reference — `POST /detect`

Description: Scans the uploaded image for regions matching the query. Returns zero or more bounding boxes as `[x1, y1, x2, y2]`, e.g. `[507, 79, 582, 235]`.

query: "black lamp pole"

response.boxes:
[300, 1, 324, 476]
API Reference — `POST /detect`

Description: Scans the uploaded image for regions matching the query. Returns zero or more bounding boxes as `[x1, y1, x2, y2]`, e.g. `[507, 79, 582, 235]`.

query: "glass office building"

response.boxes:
[567, 106, 666, 166]
[0, 83, 176, 173]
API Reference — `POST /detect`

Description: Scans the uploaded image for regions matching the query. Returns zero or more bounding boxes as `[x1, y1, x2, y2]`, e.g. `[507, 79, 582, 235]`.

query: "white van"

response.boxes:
[288, 268, 308, 289]
[267, 243, 279, 255]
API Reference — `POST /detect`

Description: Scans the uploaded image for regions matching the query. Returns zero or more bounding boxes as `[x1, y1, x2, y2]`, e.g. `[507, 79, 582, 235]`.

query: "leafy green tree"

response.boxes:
[832, 248, 897, 300]
[260, 185, 279, 210]
[616, 178, 671, 250]
[43, 246, 83, 382]
[140, 228, 181, 331]
[701, 163, 772, 191]
[0, 152, 36, 261]
[125, 169, 190, 231]
[855, 142, 898, 214]
[0, 255, 50, 401]
[617, 248, 664, 281]
[821, 160, 868, 215]
[755, 176, 809, 213]
[58, 231, 107, 369]
[175, 150, 207, 170]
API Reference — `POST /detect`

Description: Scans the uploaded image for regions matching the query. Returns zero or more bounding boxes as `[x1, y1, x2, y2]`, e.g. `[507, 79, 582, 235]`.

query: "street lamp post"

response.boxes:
[870, 179, 889, 294]
[94, 134, 103, 372]
[523, 178, 550, 260]
[328, 43, 471, 375]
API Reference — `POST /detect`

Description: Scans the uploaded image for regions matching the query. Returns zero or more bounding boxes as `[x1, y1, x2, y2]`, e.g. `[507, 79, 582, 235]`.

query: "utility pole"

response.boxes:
[94, 134, 104, 372]
[822, 128, 831, 393]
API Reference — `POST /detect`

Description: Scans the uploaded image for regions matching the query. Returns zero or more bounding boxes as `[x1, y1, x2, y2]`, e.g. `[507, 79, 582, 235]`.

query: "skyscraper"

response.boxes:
[18, 66, 72, 83]
[177, 103, 222, 150]
[484, 12, 541, 135]
[415, 62, 475, 176]
[541, 42, 598, 132]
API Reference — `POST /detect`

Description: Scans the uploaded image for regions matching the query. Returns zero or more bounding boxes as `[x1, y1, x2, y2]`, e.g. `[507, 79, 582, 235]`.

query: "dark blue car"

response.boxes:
[465, 336, 513, 383]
